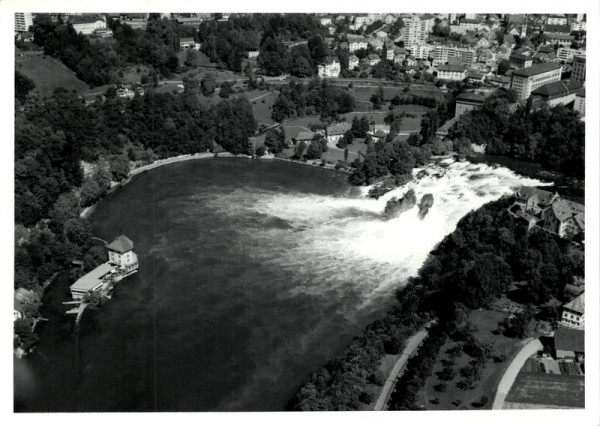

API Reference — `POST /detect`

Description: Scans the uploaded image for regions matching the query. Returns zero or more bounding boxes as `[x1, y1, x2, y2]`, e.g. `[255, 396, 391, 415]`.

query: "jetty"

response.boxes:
[65, 235, 139, 325]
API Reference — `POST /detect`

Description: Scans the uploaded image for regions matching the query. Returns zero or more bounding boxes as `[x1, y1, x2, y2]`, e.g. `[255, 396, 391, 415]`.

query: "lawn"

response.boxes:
[505, 373, 584, 408]
[418, 309, 522, 410]
[16, 53, 90, 96]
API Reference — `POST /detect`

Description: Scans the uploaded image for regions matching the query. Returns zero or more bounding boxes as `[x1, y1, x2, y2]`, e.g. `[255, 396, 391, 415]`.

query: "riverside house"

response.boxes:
[561, 292, 585, 330]
[70, 235, 139, 299]
[510, 186, 585, 238]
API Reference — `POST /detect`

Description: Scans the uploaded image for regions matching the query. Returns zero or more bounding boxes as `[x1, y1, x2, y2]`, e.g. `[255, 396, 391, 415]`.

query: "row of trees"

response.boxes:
[271, 79, 355, 122]
[448, 90, 585, 178]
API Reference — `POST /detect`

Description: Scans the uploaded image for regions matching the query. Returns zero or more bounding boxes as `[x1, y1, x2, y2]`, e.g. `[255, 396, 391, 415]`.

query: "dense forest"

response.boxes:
[448, 92, 585, 178]
[289, 197, 584, 410]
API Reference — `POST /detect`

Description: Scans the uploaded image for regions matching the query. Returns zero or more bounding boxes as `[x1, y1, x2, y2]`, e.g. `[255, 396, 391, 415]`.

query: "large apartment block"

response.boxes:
[399, 16, 434, 45]
[510, 63, 562, 100]
[15, 12, 33, 32]
[432, 45, 475, 67]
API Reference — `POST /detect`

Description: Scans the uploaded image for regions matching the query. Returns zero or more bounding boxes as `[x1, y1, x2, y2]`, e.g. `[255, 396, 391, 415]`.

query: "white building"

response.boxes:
[398, 16, 434, 45]
[546, 14, 568, 26]
[368, 54, 381, 66]
[320, 17, 332, 26]
[432, 45, 475, 66]
[574, 88, 585, 117]
[348, 54, 359, 69]
[561, 292, 585, 330]
[348, 37, 369, 52]
[15, 12, 33, 32]
[408, 44, 431, 60]
[180, 37, 196, 49]
[556, 47, 585, 63]
[509, 63, 562, 100]
[70, 16, 107, 35]
[570, 20, 586, 32]
[318, 57, 341, 78]
[436, 64, 467, 81]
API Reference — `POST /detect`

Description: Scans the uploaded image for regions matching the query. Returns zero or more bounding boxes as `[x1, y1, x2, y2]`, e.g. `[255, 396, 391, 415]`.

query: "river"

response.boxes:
[14, 158, 545, 412]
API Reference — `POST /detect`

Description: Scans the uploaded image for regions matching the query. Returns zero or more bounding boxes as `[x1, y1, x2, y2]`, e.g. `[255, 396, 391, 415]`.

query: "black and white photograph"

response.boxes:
[3, 0, 598, 424]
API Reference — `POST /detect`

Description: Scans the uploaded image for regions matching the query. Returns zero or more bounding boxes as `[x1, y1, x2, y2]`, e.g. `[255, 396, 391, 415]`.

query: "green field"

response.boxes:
[16, 53, 90, 96]
[506, 373, 584, 408]
[419, 309, 522, 410]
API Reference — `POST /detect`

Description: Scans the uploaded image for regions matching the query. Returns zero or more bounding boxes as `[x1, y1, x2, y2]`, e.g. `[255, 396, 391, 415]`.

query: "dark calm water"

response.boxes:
[14, 158, 388, 412]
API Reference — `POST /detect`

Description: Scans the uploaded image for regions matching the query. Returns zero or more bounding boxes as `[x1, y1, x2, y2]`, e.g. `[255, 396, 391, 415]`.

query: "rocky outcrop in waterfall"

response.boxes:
[384, 189, 417, 218]
[417, 193, 434, 219]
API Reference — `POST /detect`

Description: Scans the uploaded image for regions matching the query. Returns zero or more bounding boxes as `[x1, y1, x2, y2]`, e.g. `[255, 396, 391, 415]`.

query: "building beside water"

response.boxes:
[70, 235, 139, 299]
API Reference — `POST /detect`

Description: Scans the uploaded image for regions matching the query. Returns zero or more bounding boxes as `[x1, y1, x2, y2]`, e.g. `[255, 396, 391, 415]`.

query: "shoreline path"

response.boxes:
[374, 324, 432, 411]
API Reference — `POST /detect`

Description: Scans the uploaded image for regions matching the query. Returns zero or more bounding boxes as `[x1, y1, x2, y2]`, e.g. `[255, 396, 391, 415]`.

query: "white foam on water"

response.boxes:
[205, 161, 549, 311]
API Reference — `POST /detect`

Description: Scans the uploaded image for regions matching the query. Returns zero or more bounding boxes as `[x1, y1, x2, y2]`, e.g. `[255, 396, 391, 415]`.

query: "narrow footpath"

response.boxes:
[374, 325, 431, 411]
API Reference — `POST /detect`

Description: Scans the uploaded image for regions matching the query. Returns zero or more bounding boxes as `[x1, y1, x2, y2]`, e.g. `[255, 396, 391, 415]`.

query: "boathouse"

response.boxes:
[69, 235, 139, 299]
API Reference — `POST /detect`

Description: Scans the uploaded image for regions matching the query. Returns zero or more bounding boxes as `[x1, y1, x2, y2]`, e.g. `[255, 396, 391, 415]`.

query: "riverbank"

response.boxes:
[80, 152, 352, 219]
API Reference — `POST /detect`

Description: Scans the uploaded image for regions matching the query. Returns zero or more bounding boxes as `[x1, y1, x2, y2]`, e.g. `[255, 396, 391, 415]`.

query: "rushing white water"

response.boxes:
[203, 160, 549, 316]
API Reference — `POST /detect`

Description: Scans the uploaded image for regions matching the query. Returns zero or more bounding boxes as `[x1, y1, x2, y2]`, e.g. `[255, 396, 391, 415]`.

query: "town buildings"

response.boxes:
[432, 45, 475, 67]
[509, 52, 533, 69]
[436, 64, 467, 81]
[398, 15, 434, 45]
[15, 12, 33, 32]
[556, 47, 585, 63]
[544, 32, 575, 47]
[571, 55, 586, 83]
[509, 63, 562, 100]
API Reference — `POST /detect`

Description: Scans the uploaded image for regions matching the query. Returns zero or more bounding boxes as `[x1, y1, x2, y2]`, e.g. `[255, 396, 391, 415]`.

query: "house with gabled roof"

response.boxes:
[542, 198, 585, 238]
[514, 186, 560, 214]
[561, 292, 585, 330]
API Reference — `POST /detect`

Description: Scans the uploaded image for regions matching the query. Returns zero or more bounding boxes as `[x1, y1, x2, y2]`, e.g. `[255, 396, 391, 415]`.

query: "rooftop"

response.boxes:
[554, 327, 585, 353]
[70, 262, 114, 292]
[511, 63, 562, 78]
[437, 64, 466, 72]
[106, 235, 134, 254]
[456, 92, 486, 103]
[564, 292, 585, 314]
[531, 79, 583, 99]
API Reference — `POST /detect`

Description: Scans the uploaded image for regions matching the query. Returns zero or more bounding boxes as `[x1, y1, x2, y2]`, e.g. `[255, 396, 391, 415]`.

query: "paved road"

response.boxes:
[374, 326, 431, 411]
[492, 338, 543, 410]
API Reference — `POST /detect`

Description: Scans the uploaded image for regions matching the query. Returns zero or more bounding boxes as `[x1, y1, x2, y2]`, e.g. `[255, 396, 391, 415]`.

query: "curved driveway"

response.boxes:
[492, 338, 543, 409]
